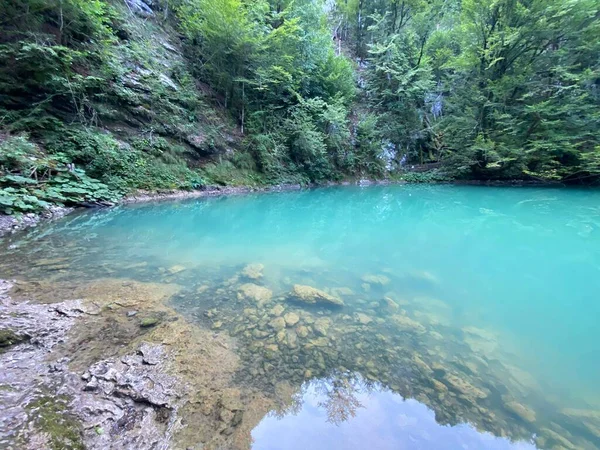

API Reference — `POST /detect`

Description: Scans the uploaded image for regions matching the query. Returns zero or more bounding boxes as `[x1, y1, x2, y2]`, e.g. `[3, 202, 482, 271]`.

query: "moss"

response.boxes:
[140, 317, 161, 328]
[26, 395, 84, 450]
[0, 328, 29, 348]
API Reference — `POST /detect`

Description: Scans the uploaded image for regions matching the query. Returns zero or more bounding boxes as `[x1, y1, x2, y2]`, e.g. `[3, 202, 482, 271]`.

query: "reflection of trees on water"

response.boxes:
[271, 373, 380, 427]
[314, 375, 367, 425]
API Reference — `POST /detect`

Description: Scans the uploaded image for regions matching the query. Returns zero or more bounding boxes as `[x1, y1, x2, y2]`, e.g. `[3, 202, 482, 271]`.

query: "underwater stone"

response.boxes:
[283, 312, 300, 327]
[268, 317, 286, 331]
[276, 331, 286, 343]
[212, 321, 223, 330]
[167, 265, 186, 274]
[503, 397, 537, 423]
[237, 283, 273, 305]
[361, 274, 391, 286]
[313, 318, 331, 337]
[443, 373, 488, 399]
[306, 337, 329, 348]
[270, 304, 285, 316]
[355, 313, 373, 325]
[296, 326, 309, 338]
[381, 296, 399, 310]
[288, 285, 344, 307]
[331, 287, 354, 297]
[241, 263, 264, 281]
[390, 314, 426, 333]
[286, 330, 298, 348]
[538, 428, 576, 449]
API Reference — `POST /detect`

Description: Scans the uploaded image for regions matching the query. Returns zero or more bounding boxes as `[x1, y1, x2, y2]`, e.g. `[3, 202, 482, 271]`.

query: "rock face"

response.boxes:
[288, 285, 344, 307]
[125, 0, 154, 17]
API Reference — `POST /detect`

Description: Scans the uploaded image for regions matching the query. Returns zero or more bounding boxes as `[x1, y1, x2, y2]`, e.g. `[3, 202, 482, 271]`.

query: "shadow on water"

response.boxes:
[1, 185, 600, 449]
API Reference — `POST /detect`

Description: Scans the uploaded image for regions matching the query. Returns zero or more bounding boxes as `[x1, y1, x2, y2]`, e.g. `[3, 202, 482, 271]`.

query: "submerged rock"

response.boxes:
[361, 274, 391, 286]
[381, 296, 399, 310]
[270, 304, 285, 317]
[390, 314, 426, 333]
[237, 283, 273, 305]
[288, 285, 344, 307]
[241, 263, 264, 281]
[330, 287, 354, 297]
[296, 326, 309, 338]
[355, 313, 373, 325]
[167, 265, 186, 275]
[443, 373, 488, 399]
[283, 312, 300, 327]
[313, 318, 331, 337]
[268, 317, 286, 331]
[503, 398, 536, 423]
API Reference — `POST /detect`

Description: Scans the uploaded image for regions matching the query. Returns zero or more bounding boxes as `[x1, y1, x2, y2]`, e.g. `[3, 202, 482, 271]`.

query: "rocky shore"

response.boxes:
[0, 277, 280, 449]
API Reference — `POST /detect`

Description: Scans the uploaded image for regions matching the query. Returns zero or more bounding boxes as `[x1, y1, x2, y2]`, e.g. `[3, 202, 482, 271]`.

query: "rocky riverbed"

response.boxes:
[1, 257, 599, 449]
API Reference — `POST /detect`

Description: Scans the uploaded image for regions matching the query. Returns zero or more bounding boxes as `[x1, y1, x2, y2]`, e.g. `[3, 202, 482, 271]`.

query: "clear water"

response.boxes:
[1, 185, 599, 449]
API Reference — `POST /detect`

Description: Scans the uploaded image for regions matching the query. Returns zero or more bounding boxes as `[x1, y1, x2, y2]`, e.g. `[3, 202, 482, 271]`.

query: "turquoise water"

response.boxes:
[1, 185, 600, 448]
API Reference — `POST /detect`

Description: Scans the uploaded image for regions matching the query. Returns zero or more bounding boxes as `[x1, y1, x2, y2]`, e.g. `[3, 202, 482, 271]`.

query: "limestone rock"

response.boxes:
[381, 296, 399, 310]
[241, 263, 264, 281]
[355, 313, 373, 325]
[331, 287, 354, 297]
[313, 318, 331, 337]
[443, 373, 487, 399]
[268, 317, 286, 331]
[296, 326, 309, 338]
[283, 312, 300, 327]
[361, 274, 391, 286]
[167, 265, 186, 274]
[270, 304, 285, 316]
[390, 314, 426, 333]
[237, 283, 272, 305]
[288, 285, 344, 307]
[503, 397, 536, 423]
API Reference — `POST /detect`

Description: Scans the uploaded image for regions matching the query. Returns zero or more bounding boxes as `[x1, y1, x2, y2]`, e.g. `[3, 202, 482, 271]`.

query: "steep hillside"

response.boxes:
[0, 0, 260, 214]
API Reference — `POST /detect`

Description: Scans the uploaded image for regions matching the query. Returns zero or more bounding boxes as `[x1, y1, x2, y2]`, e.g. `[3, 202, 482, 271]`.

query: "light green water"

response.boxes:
[1, 185, 599, 449]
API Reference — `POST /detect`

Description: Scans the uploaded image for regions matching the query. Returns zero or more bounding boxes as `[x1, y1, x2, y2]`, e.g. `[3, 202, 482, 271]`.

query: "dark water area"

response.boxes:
[1, 185, 599, 449]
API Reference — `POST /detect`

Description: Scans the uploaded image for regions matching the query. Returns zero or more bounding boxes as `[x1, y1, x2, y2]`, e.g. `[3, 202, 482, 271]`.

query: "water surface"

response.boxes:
[1, 185, 599, 449]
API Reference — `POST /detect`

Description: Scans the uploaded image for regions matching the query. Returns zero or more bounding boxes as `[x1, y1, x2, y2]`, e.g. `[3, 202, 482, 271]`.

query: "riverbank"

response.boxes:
[0, 276, 278, 449]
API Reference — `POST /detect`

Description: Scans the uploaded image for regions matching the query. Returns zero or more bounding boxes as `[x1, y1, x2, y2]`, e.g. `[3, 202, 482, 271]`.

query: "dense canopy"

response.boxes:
[0, 0, 599, 212]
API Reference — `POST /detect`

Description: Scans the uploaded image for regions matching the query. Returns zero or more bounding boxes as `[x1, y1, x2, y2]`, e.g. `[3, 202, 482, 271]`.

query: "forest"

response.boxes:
[0, 0, 599, 212]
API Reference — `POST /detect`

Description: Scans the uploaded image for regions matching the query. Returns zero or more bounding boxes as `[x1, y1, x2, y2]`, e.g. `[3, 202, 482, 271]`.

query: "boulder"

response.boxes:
[361, 274, 390, 286]
[288, 285, 344, 307]
[313, 318, 331, 337]
[241, 263, 264, 281]
[283, 312, 300, 327]
[390, 314, 426, 334]
[503, 397, 537, 423]
[268, 317, 286, 331]
[355, 313, 373, 325]
[237, 284, 272, 305]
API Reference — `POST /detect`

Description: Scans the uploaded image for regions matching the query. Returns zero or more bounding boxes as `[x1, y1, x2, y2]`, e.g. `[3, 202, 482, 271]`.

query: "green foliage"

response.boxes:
[0, 135, 119, 214]
[336, 0, 600, 182]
